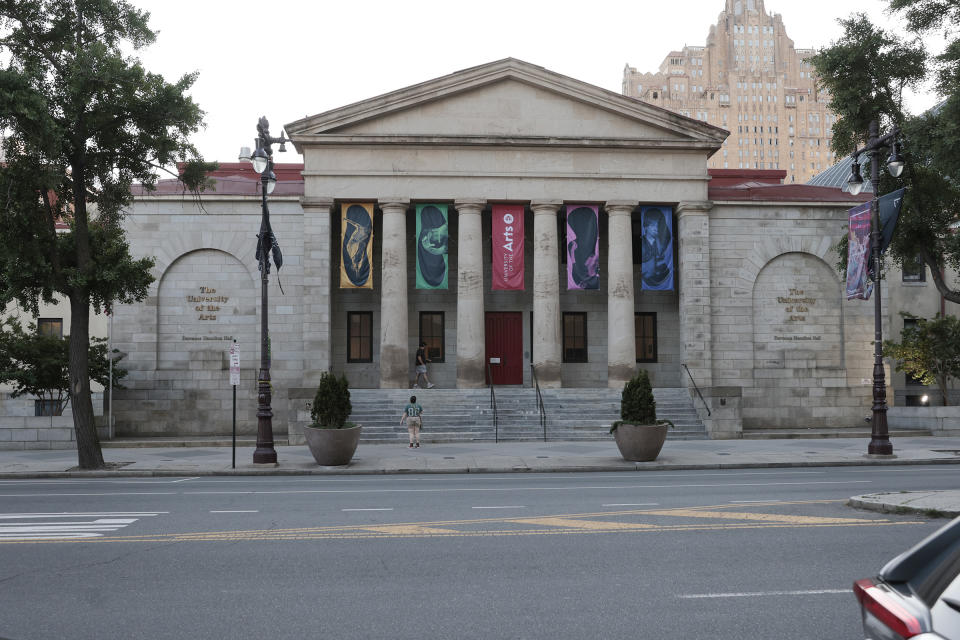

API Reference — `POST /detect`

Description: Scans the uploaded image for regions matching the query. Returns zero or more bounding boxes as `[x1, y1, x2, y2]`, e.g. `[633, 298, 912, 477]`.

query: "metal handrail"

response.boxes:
[530, 364, 547, 441]
[486, 362, 499, 443]
[681, 363, 711, 417]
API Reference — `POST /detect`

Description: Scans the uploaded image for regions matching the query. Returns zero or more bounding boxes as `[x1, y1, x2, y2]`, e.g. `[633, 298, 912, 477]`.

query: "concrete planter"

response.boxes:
[302, 424, 361, 466]
[613, 423, 668, 462]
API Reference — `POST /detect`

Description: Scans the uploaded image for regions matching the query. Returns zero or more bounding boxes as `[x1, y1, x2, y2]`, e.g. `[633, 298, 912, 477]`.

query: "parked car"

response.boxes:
[854, 516, 960, 639]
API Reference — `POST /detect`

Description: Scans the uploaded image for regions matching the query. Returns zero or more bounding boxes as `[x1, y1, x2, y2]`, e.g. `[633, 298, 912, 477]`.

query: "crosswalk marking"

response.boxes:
[0, 512, 162, 540]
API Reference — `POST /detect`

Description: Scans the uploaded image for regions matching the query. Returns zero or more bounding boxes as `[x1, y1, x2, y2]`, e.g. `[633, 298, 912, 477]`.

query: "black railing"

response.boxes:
[530, 364, 546, 441]
[681, 363, 711, 417]
[487, 362, 499, 442]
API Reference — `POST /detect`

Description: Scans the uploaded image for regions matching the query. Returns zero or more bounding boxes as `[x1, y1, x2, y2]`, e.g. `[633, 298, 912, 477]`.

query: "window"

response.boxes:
[635, 313, 657, 363]
[419, 311, 445, 362]
[346, 312, 373, 363]
[37, 318, 63, 338]
[562, 312, 588, 363]
[34, 399, 59, 416]
[902, 255, 926, 282]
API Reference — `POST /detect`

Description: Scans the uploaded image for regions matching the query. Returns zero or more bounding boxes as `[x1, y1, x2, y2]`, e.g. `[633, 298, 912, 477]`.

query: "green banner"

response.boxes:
[416, 204, 449, 289]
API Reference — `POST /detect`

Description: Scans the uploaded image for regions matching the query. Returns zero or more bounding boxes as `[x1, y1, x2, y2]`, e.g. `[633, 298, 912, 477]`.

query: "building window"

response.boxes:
[635, 313, 657, 363]
[37, 318, 63, 338]
[562, 312, 588, 363]
[34, 399, 59, 416]
[419, 311, 445, 362]
[902, 255, 926, 282]
[346, 312, 373, 363]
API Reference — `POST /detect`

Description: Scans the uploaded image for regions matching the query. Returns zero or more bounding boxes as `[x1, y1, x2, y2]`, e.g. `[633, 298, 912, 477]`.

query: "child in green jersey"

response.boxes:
[400, 395, 424, 448]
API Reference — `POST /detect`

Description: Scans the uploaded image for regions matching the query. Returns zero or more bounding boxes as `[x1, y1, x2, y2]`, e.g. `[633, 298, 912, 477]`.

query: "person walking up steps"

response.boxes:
[413, 341, 435, 389]
[400, 395, 423, 448]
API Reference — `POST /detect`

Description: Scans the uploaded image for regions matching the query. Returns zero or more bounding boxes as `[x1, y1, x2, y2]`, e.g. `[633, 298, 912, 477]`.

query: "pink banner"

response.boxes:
[846, 202, 873, 300]
[492, 205, 525, 290]
[566, 205, 599, 290]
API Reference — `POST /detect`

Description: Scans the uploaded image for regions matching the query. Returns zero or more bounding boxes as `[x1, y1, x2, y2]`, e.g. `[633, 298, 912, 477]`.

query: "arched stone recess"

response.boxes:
[156, 249, 258, 370]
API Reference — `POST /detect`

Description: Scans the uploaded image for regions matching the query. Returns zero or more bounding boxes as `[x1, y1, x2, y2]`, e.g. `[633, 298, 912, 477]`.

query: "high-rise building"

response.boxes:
[622, 0, 836, 184]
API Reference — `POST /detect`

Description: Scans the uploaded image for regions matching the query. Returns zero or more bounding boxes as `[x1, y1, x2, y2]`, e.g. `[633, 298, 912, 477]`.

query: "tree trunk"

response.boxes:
[69, 291, 104, 469]
[938, 374, 951, 407]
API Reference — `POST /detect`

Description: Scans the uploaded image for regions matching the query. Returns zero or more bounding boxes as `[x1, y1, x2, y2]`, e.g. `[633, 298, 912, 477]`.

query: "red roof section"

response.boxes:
[707, 168, 869, 203]
[133, 162, 305, 197]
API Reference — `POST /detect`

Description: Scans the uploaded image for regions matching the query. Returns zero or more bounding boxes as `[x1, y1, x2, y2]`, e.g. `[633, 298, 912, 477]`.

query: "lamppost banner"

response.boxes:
[416, 204, 449, 289]
[846, 202, 873, 300]
[340, 203, 374, 289]
[492, 204, 525, 290]
[566, 205, 600, 290]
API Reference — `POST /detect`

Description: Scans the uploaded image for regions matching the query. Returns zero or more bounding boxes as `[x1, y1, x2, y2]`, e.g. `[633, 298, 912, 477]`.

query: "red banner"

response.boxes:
[491, 204, 524, 290]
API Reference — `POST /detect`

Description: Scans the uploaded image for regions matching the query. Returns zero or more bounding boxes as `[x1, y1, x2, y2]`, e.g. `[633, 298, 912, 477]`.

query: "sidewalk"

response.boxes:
[4, 436, 960, 516]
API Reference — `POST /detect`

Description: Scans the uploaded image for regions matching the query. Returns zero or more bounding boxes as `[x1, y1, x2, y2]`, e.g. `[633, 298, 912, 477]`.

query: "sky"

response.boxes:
[133, 0, 947, 165]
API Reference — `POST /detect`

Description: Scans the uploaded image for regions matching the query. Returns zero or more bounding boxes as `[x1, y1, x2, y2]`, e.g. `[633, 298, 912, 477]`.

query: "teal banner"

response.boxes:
[416, 204, 449, 289]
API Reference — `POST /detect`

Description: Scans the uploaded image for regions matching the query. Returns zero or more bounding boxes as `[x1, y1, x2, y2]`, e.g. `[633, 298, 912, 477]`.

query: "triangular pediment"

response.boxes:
[286, 58, 727, 146]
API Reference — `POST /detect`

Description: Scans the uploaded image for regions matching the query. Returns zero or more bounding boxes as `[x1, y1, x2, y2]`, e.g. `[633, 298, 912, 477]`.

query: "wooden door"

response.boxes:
[485, 312, 523, 385]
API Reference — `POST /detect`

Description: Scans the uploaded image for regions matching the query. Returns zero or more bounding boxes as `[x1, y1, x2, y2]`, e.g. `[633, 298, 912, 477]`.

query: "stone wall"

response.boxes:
[710, 203, 875, 429]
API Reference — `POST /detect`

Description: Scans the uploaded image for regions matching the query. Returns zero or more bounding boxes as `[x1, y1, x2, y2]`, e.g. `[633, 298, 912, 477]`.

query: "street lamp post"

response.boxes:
[238, 117, 289, 464]
[847, 119, 905, 456]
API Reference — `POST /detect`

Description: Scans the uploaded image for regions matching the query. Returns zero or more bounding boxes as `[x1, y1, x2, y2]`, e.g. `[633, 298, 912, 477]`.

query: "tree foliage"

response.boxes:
[0, 317, 126, 415]
[811, 2, 960, 300]
[0, 1, 214, 468]
[883, 313, 960, 405]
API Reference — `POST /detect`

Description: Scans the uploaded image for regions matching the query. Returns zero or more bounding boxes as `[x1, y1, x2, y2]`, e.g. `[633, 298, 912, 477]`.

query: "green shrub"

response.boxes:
[611, 370, 673, 433]
[621, 370, 656, 424]
[310, 372, 352, 428]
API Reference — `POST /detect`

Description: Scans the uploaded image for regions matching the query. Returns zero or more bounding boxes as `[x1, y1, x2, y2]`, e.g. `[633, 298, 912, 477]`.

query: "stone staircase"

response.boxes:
[348, 387, 707, 443]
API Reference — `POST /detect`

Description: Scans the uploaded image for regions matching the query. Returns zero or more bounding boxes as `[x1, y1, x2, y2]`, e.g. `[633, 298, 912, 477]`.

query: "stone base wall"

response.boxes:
[0, 415, 112, 450]
[697, 386, 742, 439]
[888, 406, 960, 435]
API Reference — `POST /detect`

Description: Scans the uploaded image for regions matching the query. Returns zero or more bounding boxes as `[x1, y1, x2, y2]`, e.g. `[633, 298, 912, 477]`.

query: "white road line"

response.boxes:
[342, 508, 393, 512]
[0, 512, 162, 540]
[171, 477, 199, 483]
[680, 589, 849, 599]
[0, 512, 169, 518]
[602, 503, 659, 507]
[0, 492, 178, 497]
[731, 500, 773, 503]
[472, 506, 526, 509]
[210, 510, 259, 513]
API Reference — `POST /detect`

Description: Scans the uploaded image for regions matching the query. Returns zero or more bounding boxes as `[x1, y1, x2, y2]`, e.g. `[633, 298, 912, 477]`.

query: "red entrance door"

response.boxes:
[485, 312, 523, 385]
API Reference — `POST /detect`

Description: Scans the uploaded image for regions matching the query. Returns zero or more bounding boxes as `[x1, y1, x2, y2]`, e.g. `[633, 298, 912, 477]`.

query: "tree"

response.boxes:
[0, 1, 215, 468]
[0, 317, 126, 415]
[883, 313, 960, 405]
[811, 2, 960, 300]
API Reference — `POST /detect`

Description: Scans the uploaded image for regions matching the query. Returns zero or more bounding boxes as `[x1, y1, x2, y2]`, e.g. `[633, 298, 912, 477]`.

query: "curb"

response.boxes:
[848, 493, 960, 519]
[2, 455, 959, 480]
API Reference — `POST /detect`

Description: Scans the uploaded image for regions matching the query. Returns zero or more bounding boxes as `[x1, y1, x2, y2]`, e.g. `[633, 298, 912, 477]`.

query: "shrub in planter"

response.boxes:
[610, 370, 672, 462]
[310, 372, 353, 429]
[304, 373, 359, 466]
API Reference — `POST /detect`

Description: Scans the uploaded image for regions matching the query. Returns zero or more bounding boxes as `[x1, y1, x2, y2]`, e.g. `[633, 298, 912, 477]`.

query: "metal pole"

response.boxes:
[232, 385, 236, 469]
[108, 312, 112, 438]
[253, 163, 277, 464]
[867, 120, 893, 455]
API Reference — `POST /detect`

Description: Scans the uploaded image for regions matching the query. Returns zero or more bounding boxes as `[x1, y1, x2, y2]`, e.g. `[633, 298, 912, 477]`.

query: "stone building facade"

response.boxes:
[622, 0, 836, 185]
[102, 58, 889, 442]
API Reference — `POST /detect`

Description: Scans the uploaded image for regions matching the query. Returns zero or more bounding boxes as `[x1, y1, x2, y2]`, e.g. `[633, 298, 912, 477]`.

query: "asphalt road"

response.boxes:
[0, 465, 953, 640]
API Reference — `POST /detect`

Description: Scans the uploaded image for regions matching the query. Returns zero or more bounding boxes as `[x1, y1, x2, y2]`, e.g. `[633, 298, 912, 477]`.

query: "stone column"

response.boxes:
[379, 199, 410, 388]
[677, 201, 713, 389]
[455, 199, 486, 388]
[300, 197, 335, 386]
[606, 201, 638, 388]
[531, 200, 563, 388]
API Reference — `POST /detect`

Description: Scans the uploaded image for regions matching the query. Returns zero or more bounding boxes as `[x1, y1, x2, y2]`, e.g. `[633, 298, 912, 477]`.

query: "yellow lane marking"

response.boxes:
[642, 509, 875, 525]
[511, 517, 656, 531]
[359, 524, 458, 535]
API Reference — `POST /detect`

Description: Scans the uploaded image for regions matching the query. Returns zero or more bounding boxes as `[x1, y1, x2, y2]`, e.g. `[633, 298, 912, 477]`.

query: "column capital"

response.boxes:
[300, 197, 334, 210]
[605, 200, 637, 216]
[530, 200, 563, 216]
[454, 199, 486, 214]
[378, 198, 410, 212]
[676, 200, 713, 216]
